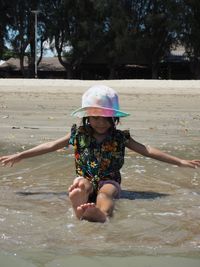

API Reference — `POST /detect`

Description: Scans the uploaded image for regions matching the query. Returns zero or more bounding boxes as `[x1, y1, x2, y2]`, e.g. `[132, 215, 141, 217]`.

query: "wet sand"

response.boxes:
[0, 252, 200, 267]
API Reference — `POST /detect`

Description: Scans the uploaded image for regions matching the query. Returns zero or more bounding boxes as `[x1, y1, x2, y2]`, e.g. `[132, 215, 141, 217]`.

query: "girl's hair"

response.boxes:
[82, 117, 119, 129]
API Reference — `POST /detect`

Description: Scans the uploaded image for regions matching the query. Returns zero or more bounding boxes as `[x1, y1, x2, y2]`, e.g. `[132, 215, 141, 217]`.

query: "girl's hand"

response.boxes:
[0, 154, 22, 167]
[179, 159, 200, 169]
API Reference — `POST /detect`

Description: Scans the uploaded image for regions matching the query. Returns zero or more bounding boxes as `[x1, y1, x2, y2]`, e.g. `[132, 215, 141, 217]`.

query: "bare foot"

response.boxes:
[77, 202, 96, 219]
[80, 203, 108, 223]
[69, 183, 88, 219]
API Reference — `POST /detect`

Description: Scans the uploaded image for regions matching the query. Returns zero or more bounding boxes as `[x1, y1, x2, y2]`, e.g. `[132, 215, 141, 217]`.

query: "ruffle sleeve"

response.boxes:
[69, 124, 77, 146]
[122, 130, 131, 144]
[114, 129, 130, 145]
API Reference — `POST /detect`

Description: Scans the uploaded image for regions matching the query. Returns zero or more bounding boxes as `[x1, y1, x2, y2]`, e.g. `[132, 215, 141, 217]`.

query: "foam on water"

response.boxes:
[0, 144, 200, 265]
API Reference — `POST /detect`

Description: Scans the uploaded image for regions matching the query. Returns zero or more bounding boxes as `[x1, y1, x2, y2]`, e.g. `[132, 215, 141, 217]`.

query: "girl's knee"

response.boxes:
[98, 184, 119, 200]
[97, 191, 112, 200]
[73, 176, 85, 184]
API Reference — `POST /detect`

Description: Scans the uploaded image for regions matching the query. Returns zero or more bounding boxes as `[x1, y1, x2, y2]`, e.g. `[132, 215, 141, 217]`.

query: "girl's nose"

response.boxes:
[98, 117, 107, 125]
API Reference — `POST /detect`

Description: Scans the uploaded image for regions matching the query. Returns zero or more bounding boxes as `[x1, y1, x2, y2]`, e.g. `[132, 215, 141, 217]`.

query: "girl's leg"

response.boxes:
[96, 183, 118, 217]
[81, 183, 118, 223]
[68, 177, 93, 219]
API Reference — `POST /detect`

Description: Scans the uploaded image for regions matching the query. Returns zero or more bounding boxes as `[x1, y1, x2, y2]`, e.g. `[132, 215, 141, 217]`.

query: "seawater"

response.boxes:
[0, 142, 200, 266]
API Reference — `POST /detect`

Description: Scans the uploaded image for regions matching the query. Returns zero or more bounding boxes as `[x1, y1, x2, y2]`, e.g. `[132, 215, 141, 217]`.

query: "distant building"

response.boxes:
[0, 60, 5, 66]
[0, 46, 193, 79]
[160, 45, 192, 79]
[0, 57, 67, 79]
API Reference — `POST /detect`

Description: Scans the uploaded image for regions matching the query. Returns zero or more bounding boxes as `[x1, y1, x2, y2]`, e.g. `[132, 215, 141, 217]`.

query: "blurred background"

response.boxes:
[0, 0, 200, 80]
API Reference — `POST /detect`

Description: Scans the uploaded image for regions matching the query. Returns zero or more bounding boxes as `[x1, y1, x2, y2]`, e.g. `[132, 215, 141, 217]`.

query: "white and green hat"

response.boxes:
[71, 85, 130, 118]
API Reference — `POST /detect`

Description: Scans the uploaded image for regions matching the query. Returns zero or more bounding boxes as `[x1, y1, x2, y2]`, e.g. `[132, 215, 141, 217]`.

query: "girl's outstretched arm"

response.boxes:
[126, 137, 200, 169]
[0, 133, 71, 167]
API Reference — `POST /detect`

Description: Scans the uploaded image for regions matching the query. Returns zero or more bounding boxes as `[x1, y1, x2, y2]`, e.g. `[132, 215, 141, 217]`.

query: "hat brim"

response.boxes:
[71, 107, 130, 118]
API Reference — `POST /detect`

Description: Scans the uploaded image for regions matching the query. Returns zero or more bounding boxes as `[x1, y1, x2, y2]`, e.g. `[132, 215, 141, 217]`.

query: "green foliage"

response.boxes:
[181, 0, 200, 55]
[1, 48, 16, 60]
[1, 0, 200, 78]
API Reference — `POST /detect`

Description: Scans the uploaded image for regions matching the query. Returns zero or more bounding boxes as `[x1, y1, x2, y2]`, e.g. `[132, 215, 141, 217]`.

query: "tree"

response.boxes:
[0, 0, 14, 59]
[1, 0, 50, 77]
[40, 0, 70, 77]
[138, 0, 180, 78]
[10, 0, 35, 77]
[94, 0, 130, 78]
[181, 0, 200, 79]
[1, 0, 198, 79]
[68, 0, 104, 78]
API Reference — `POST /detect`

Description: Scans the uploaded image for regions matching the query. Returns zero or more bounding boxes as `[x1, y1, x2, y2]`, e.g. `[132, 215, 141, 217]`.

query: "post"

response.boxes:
[31, 10, 39, 78]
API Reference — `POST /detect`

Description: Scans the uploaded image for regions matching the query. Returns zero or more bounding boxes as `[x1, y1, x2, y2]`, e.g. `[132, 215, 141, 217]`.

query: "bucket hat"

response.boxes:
[71, 85, 130, 118]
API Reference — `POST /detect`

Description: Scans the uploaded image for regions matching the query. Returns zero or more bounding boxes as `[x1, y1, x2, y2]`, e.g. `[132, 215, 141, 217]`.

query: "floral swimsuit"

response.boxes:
[69, 124, 130, 196]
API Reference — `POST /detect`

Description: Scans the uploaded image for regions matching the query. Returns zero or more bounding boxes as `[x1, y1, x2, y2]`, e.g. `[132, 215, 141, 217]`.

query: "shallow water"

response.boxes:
[0, 141, 200, 266]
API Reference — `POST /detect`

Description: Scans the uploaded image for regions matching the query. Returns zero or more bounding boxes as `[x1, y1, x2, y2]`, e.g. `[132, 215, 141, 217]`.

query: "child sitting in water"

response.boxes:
[0, 85, 200, 223]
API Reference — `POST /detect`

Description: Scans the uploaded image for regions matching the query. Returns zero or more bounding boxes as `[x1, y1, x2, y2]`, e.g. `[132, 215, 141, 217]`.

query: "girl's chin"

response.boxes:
[94, 129, 109, 135]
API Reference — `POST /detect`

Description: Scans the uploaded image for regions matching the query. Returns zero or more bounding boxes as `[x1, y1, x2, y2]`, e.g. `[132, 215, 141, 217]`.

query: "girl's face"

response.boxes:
[88, 116, 112, 135]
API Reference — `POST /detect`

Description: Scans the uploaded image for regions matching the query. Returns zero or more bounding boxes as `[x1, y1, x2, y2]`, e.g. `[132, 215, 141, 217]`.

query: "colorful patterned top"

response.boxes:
[69, 124, 130, 193]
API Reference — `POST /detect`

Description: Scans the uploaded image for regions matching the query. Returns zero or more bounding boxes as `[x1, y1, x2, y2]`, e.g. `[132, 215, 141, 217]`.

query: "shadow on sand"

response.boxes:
[16, 190, 168, 200]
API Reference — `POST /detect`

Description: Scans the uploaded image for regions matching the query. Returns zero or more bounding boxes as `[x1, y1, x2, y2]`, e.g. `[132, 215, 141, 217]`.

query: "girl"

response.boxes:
[0, 85, 200, 223]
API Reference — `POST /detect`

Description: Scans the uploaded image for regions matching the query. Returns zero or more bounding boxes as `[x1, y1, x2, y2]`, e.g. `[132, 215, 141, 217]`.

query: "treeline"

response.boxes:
[0, 0, 200, 79]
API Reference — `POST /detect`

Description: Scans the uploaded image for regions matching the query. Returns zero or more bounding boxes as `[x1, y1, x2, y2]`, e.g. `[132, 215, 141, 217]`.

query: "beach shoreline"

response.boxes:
[1, 78, 200, 94]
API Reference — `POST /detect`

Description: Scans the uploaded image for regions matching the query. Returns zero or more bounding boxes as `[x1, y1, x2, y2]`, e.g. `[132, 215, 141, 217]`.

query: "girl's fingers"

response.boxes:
[0, 156, 18, 167]
[189, 160, 200, 168]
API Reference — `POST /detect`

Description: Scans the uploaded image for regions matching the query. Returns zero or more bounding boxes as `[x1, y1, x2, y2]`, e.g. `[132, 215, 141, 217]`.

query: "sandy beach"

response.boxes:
[0, 79, 200, 148]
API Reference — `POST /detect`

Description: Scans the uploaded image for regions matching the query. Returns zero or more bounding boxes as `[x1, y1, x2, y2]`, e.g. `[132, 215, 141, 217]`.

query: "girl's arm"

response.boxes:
[0, 133, 71, 167]
[126, 137, 200, 169]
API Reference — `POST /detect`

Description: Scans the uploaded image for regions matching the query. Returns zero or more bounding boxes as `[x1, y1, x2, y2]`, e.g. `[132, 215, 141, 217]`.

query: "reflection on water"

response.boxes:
[0, 143, 200, 264]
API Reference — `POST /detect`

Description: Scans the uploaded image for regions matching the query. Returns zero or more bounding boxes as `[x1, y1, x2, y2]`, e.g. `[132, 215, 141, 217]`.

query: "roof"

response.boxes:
[165, 45, 189, 62]
[0, 57, 66, 71]
[170, 45, 186, 56]
[38, 57, 66, 71]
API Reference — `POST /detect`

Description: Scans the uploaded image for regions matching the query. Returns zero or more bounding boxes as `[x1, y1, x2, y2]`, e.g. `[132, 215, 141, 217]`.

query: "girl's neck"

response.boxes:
[92, 130, 109, 143]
